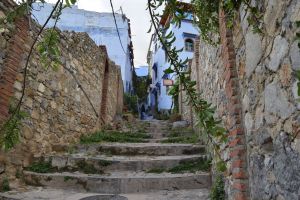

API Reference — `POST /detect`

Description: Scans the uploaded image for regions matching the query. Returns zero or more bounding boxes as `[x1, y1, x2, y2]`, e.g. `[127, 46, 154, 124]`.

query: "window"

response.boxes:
[185, 38, 194, 52]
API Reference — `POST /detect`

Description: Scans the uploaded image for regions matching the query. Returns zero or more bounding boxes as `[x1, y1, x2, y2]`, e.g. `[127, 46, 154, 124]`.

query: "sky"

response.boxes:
[135, 66, 148, 77]
[46, 0, 152, 68]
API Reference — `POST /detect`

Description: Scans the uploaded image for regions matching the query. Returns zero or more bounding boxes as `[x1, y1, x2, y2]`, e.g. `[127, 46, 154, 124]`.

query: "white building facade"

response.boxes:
[32, 3, 134, 93]
[147, 5, 199, 112]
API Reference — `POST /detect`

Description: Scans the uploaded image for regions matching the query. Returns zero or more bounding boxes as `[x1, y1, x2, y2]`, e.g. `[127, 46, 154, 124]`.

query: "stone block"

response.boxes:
[264, 80, 296, 119]
[267, 36, 289, 72]
[245, 32, 262, 77]
[290, 41, 300, 71]
[38, 83, 46, 93]
[292, 81, 300, 110]
[172, 121, 189, 129]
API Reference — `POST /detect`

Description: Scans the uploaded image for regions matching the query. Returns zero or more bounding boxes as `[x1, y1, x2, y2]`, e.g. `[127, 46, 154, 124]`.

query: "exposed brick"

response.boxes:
[0, 15, 29, 124]
[230, 148, 246, 158]
[233, 182, 248, 191]
[229, 127, 244, 137]
[229, 137, 243, 147]
[232, 159, 246, 168]
[233, 171, 248, 179]
[234, 192, 248, 200]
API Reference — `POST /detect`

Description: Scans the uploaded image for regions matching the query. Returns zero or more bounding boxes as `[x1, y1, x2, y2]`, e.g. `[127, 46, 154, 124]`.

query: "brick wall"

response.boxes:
[0, 2, 29, 123]
[180, 1, 300, 199]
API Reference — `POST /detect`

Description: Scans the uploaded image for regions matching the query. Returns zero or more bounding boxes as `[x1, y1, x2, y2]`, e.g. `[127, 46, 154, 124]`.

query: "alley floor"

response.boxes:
[0, 120, 210, 200]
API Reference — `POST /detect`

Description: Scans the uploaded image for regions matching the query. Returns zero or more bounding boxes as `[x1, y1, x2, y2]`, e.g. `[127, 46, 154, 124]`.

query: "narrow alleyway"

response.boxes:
[0, 120, 210, 200]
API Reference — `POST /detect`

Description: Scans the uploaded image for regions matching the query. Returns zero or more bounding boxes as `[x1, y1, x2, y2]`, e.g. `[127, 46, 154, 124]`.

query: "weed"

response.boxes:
[168, 158, 211, 173]
[67, 146, 75, 154]
[169, 113, 182, 122]
[146, 158, 211, 174]
[15, 169, 22, 179]
[147, 168, 165, 174]
[210, 175, 225, 200]
[161, 134, 199, 144]
[80, 130, 151, 144]
[98, 160, 112, 167]
[76, 160, 103, 174]
[1, 177, 10, 192]
[103, 124, 113, 130]
[64, 176, 74, 182]
[26, 160, 53, 173]
[161, 127, 199, 144]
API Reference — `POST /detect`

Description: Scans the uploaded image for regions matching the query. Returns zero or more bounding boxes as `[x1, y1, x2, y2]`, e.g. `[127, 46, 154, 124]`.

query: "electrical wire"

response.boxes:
[109, 0, 127, 55]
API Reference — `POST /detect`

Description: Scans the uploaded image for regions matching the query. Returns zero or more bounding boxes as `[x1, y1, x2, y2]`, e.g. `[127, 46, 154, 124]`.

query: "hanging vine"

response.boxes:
[147, 0, 264, 171]
[0, 0, 263, 160]
[148, 0, 228, 171]
[0, 0, 77, 150]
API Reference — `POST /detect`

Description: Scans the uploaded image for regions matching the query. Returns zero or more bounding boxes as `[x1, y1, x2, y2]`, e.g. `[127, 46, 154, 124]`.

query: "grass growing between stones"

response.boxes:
[76, 160, 103, 174]
[147, 168, 165, 173]
[80, 130, 151, 144]
[161, 128, 199, 144]
[147, 158, 211, 174]
[161, 134, 199, 144]
[168, 158, 211, 173]
[98, 159, 113, 167]
[64, 176, 75, 182]
[210, 175, 225, 200]
[1, 177, 10, 192]
[26, 160, 54, 173]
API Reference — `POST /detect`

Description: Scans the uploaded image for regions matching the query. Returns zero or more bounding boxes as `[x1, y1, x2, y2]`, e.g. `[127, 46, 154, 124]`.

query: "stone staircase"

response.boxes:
[1, 120, 211, 200]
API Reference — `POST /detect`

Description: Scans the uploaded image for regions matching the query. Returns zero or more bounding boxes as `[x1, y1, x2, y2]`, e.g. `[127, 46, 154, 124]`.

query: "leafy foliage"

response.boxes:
[26, 160, 53, 173]
[1, 177, 10, 192]
[161, 134, 199, 144]
[147, 158, 211, 173]
[37, 29, 62, 71]
[192, 0, 262, 44]
[168, 79, 179, 113]
[210, 175, 225, 200]
[0, 2, 27, 28]
[132, 69, 151, 101]
[75, 160, 102, 174]
[0, 104, 28, 151]
[168, 158, 211, 173]
[124, 93, 138, 114]
[148, 0, 227, 171]
[0, 0, 78, 150]
[192, 0, 220, 44]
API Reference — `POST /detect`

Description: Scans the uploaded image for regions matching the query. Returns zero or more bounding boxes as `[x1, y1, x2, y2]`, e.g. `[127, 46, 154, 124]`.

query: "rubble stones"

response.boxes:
[264, 81, 295, 119]
[267, 35, 289, 72]
[172, 121, 189, 129]
[245, 32, 262, 77]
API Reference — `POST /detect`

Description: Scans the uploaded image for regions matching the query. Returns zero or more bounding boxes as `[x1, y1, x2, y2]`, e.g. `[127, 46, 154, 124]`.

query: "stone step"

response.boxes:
[0, 187, 210, 200]
[74, 143, 205, 156]
[43, 154, 207, 173]
[23, 171, 211, 194]
[144, 138, 169, 143]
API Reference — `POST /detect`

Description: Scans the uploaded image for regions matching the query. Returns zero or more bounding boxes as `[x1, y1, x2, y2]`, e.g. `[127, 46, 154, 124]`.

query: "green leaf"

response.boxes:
[216, 161, 226, 172]
[164, 68, 174, 74]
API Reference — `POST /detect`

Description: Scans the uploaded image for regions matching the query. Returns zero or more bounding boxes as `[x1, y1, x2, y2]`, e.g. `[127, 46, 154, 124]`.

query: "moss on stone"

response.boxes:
[26, 160, 54, 173]
[76, 160, 103, 174]
[1, 177, 10, 192]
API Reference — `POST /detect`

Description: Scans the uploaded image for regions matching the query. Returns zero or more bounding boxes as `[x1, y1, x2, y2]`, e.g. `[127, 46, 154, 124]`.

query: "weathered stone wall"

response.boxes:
[0, 0, 123, 180]
[180, 0, 300, 199]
